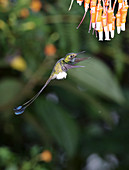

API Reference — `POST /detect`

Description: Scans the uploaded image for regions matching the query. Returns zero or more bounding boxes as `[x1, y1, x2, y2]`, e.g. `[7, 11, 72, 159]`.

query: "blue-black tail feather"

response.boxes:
[14, 78, 52, 115]
[14, 106, 26, 115]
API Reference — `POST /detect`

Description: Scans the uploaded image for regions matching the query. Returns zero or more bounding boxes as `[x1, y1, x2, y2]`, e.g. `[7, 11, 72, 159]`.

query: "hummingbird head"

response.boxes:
[64, 51, 85, 63]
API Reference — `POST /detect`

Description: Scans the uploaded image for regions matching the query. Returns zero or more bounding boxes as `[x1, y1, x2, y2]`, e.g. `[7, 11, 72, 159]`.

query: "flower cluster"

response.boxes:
[69, 0, 128, 41]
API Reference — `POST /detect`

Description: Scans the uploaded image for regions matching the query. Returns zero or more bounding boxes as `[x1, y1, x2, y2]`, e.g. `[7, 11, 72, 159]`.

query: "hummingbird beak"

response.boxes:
[74, 51, 90, 64]
[76, 51, 86, 56]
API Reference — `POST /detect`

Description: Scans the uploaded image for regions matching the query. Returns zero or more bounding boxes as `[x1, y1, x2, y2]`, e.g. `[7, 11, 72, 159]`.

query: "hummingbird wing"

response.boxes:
[64, 64, 85, 70]
[74, 57, 90, 64]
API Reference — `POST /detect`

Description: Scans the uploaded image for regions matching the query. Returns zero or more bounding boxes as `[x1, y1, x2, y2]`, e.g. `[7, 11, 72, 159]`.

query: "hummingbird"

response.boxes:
[14, 51, 88, 115]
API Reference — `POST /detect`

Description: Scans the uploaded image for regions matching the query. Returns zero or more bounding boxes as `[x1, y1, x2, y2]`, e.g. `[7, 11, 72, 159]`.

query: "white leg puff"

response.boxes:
[56, 72, 67, 80]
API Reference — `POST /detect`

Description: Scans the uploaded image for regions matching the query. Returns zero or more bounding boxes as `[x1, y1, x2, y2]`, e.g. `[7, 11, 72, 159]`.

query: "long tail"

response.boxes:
[14, 78, 52, 115]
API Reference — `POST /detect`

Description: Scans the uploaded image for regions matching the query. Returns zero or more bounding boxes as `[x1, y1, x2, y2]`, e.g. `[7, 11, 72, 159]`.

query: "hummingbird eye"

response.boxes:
[69, 55, 73, 59]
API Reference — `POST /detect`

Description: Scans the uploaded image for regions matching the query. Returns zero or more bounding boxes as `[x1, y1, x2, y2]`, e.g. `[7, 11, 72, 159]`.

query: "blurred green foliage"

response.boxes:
[0, 0, 129, 169]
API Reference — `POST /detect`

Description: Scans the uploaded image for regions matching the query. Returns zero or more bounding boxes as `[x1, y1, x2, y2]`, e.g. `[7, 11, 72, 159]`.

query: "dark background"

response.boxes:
[0, 0, 129, 169]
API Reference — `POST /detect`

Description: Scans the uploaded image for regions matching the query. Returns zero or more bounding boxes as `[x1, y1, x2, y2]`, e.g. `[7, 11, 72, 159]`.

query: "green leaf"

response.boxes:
[71, 57, 125, 104]
[35, 99, 80, 157]
[0, 79, 22, 106]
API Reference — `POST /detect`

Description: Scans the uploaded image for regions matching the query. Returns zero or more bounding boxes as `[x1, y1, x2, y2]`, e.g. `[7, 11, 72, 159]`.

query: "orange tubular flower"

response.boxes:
[107, 7, 113, 31]
[111, 16, 115, 38]
[96, 3, 103, 31]
[91, 9, 96, 28]
[69, 0, 129, 41]
[90, 0, 97, 28]
[102, 13, 107, 27]
[102, 12, 108, 40]
[120, 5, 128, 31]
[116, 11, 121, 34]
[98, 22, 103, 41]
